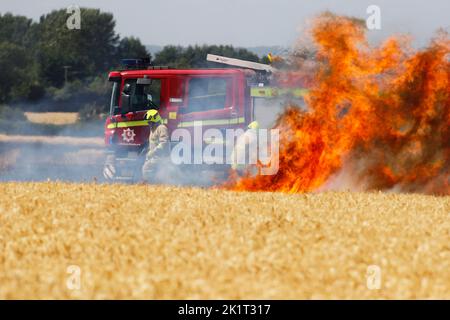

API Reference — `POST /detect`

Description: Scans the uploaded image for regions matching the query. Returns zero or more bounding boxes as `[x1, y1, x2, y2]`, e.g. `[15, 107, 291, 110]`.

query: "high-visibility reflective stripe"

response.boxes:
[168, 112, 177, 119]
[177, 117, 245, 128]
[250, 87, 309, 98]
[106, 117, 243, 129]
[107, 119, 167, 129]
[107, 120, 147, 129]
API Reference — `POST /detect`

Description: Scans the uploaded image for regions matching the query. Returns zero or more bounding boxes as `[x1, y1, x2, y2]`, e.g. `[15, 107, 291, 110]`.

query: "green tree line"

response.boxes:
[0, 8, 265, 114]
[0, 8, 148, 109]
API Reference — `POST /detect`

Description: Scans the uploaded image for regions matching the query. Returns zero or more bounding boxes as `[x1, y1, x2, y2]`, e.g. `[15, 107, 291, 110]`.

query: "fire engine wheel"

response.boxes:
[103, 164, 116, 181]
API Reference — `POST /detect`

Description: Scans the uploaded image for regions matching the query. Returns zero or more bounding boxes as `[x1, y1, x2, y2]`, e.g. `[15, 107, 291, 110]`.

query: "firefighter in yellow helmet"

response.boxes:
[141, 109, 169, 182]
[247, 120, 259, 130]
[231, 121, 260, 173]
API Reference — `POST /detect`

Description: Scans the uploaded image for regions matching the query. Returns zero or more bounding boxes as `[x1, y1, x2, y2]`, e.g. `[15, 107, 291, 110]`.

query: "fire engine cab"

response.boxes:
[103, 55, 307, 182]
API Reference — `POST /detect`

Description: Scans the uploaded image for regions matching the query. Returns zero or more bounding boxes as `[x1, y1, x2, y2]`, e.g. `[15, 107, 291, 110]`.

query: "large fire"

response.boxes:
[229, 13, 449, 195]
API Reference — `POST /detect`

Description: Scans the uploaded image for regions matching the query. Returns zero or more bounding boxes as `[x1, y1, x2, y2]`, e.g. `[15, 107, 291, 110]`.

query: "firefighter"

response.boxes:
[231, 121, 260, 174]
[141, 109, 169, 182]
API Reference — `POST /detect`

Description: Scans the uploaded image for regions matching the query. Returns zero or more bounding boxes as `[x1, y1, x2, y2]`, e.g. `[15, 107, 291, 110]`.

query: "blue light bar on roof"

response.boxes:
[121, 58, 150, 69]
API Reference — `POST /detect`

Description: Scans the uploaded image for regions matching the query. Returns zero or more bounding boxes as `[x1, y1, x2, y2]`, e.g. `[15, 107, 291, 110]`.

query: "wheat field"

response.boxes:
[24, 112, 79, 125]
[0, 182, 449, 299]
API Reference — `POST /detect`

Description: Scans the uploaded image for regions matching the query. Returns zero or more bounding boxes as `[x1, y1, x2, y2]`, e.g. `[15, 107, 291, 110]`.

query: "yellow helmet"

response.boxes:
[145, 109, 162, 123]
[247, 121, 259, 130]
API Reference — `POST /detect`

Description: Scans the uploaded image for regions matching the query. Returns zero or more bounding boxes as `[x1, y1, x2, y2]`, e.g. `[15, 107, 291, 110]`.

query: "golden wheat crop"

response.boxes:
[0, 182, 448, 299]
[24, 112, 79, 125]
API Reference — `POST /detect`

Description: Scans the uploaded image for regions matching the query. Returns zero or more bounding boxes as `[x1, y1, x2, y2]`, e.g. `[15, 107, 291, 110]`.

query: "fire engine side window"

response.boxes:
[187, 77, 228, 112]
[124, 78, 161, 112]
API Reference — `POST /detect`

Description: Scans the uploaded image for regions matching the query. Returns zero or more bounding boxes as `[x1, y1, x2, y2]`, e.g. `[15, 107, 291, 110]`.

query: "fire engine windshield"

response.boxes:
[121, 78, 161, 113]
[109, 82, 120, 115]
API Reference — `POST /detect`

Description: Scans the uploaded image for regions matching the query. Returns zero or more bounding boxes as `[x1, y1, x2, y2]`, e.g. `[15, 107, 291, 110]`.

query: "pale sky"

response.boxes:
[0, 0, 448, 47]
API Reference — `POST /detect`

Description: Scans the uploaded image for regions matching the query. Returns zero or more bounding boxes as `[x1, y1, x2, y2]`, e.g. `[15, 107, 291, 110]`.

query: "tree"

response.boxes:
[0, 14, 41, 103]
[35, 8, 119, 87]
[116, 37, 151, 62]
[0, 10, 151, 107]
[153, 45, 262, 68]
[0, 42, 38, 103]
[0, 13, 35, 48]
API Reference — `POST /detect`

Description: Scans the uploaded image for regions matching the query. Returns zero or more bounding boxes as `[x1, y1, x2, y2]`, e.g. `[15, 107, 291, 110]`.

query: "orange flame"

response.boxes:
[228, 13, 449, 195]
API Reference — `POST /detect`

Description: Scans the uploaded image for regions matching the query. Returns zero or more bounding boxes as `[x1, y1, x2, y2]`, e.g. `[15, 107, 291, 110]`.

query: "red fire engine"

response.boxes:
[103, 55, 307, 182]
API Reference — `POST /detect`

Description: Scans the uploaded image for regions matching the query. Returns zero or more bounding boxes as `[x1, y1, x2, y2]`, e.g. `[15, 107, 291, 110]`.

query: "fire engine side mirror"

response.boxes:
[122, 83, 132, 95]
[121, 93, 131, 114]
[121, 83, 132, 114]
